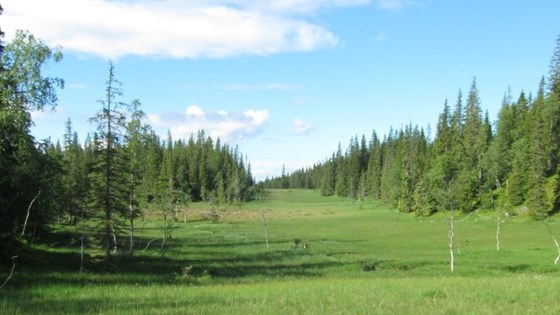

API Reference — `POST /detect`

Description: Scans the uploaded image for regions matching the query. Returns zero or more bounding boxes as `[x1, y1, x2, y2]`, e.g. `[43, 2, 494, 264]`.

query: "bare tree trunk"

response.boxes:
[140, 210, 147, 238]
[80, 233, 85, 273]
[448, 208, 455, 273]
[259, 195, 270, 251]
[545, 223, 560, 265]
[30, 223, 37, 246]
[142, 239, 158, 252]
[172, 201, 178, 222]
[160, 209, 171, 257]
[80, 207, 86, 273]
[0, 256, 17, 289]
[496, 209, 501, 252]
[21, 190, 41, 238]
[111, 221, 118, 255]
[219, 205, 228, 224]
[129, 212, 134, 257]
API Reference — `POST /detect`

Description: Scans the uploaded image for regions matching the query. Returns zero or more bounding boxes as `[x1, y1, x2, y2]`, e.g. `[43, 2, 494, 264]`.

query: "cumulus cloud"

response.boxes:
[186, 105, 205, 117]
[292, 118, 314, 135]
[148, 105, 270, 143]
[1, 0, 368, 59]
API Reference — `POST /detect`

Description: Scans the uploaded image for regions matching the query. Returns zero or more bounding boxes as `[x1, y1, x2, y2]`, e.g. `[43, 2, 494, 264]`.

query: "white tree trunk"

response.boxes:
[259, 195, 270, 251]
[21, 190, 41, 238]
[545, 223, 560, 265]
[448, 209, 455, 273]
[496, 209, 501, 252]
[0, 256, 18, 289]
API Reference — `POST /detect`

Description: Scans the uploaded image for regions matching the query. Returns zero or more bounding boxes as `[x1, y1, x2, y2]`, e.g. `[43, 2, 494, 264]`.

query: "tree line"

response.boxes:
[0, 28, 256, 269]
[264, 35, 560, 220]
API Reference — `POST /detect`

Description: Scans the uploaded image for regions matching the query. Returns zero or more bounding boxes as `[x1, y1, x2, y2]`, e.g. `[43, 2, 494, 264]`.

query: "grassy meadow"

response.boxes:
[2, 189, 560, 314]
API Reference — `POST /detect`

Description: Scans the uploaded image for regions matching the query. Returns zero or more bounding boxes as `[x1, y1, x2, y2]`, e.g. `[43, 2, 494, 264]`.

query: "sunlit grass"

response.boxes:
[2, 189, 560, 314]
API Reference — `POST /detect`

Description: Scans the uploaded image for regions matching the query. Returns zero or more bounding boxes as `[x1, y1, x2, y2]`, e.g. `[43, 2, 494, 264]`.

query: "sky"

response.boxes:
[2, 0, 559, 181]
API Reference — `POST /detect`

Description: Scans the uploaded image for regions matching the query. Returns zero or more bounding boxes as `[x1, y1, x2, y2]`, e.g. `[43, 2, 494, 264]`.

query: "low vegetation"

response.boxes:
[2, 190, 560, 314]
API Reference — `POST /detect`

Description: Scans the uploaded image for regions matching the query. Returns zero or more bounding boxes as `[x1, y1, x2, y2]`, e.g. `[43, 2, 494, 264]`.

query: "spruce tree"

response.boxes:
[526, 81, 550, 219]
[89, 62, 129, 270]
[507, 92, 531, 206]
[366, 132, 382, 200]
[123, 99, 149, 255]
[549, 34, 560, 95]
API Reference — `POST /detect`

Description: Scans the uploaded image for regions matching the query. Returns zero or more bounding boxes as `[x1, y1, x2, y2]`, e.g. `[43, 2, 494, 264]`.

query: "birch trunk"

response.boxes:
[259, 195, 270, 251]
[21, 190, 41, 238]
[496, 209, 501, 252]
[448, 208, 455, 273]
[0, 256, 18, 289]
[545, 223, 560, 265]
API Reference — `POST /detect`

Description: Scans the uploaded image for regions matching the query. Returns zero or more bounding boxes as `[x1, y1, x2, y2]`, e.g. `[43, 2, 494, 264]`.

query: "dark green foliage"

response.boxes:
[264, 34, 560, 219]
[0, 30, 63, 240]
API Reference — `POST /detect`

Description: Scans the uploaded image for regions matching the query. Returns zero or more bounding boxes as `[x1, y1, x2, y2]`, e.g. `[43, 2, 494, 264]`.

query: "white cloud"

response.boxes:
[245, 109, 270, 126]
[186, 105, 205, 117]
[149, 105, 270, 143]
[1, 0, 365, 59]
[292, 118, 314, 135]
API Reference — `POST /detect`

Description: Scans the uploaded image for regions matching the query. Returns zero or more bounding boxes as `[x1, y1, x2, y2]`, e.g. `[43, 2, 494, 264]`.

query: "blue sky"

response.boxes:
[3, 0, 559, 180]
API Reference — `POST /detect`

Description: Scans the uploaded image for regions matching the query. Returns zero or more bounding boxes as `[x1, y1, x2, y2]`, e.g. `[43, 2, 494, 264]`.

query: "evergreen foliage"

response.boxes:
[265, 36, 560, 219]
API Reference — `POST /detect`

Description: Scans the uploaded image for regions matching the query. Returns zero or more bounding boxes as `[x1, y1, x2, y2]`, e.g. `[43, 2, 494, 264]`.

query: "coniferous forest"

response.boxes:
[2, 1, 560, 273]
[265, 35, 560, 220]
[5, 2, 560, 313]
[0, 28, 256, 267]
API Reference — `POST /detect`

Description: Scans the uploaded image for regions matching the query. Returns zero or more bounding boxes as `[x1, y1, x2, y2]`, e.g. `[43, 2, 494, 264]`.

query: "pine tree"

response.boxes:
[458, 78, 484, 211]
[507, 92, 531, 206]
[123, 99, 149, 256]
[366, 132, 382, 200]
[549, 34, 560, 95]
[88, 62, 129, 270]
[380, 130, 402, 207]
[527, 81, 550, 219]
[320, 155, 336, 196]
[62, 119, 88, 225]
[334, 144, 347, 196]
[347, 136, 362, 199]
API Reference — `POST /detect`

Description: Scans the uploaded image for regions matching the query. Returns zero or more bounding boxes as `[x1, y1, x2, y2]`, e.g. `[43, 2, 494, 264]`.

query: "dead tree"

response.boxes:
[448, 206, 455, 273]
[0, 256, 17, 289]
[20, 190, 41, 238]
[259, 194, 270, 251]
[544, 222, 560, 265]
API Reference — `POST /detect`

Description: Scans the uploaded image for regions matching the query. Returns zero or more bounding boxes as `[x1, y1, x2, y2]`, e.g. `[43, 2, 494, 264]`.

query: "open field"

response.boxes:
[2, 189, 560, 314]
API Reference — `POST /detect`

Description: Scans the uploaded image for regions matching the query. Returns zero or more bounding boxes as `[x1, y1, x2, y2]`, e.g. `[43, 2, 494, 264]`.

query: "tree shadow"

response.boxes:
[2, 231, 357, 289]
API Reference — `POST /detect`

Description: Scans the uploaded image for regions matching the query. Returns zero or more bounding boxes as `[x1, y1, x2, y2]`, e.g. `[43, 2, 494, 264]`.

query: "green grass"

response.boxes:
[2, 189, 560, 314]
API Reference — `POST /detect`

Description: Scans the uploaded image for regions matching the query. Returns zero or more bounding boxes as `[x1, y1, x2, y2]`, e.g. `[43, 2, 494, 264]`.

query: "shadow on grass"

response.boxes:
[1, 231, 348, 289]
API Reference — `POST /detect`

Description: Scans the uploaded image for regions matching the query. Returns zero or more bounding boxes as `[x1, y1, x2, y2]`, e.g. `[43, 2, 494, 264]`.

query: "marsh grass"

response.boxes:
[2, 189, 560, 314]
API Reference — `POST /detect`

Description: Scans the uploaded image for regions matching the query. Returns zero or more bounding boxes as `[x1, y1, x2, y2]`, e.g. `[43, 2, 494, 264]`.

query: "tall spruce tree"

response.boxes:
[89, 62, 129, 270]
[526, 81, 550, 219]
[123, 100, 150, 255]
[366, 131, 382, 200]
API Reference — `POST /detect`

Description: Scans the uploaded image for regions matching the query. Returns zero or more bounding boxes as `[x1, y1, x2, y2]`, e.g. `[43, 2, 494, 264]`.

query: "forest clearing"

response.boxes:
[3, 2, 560, 314]
[2, 189, 560, 314]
